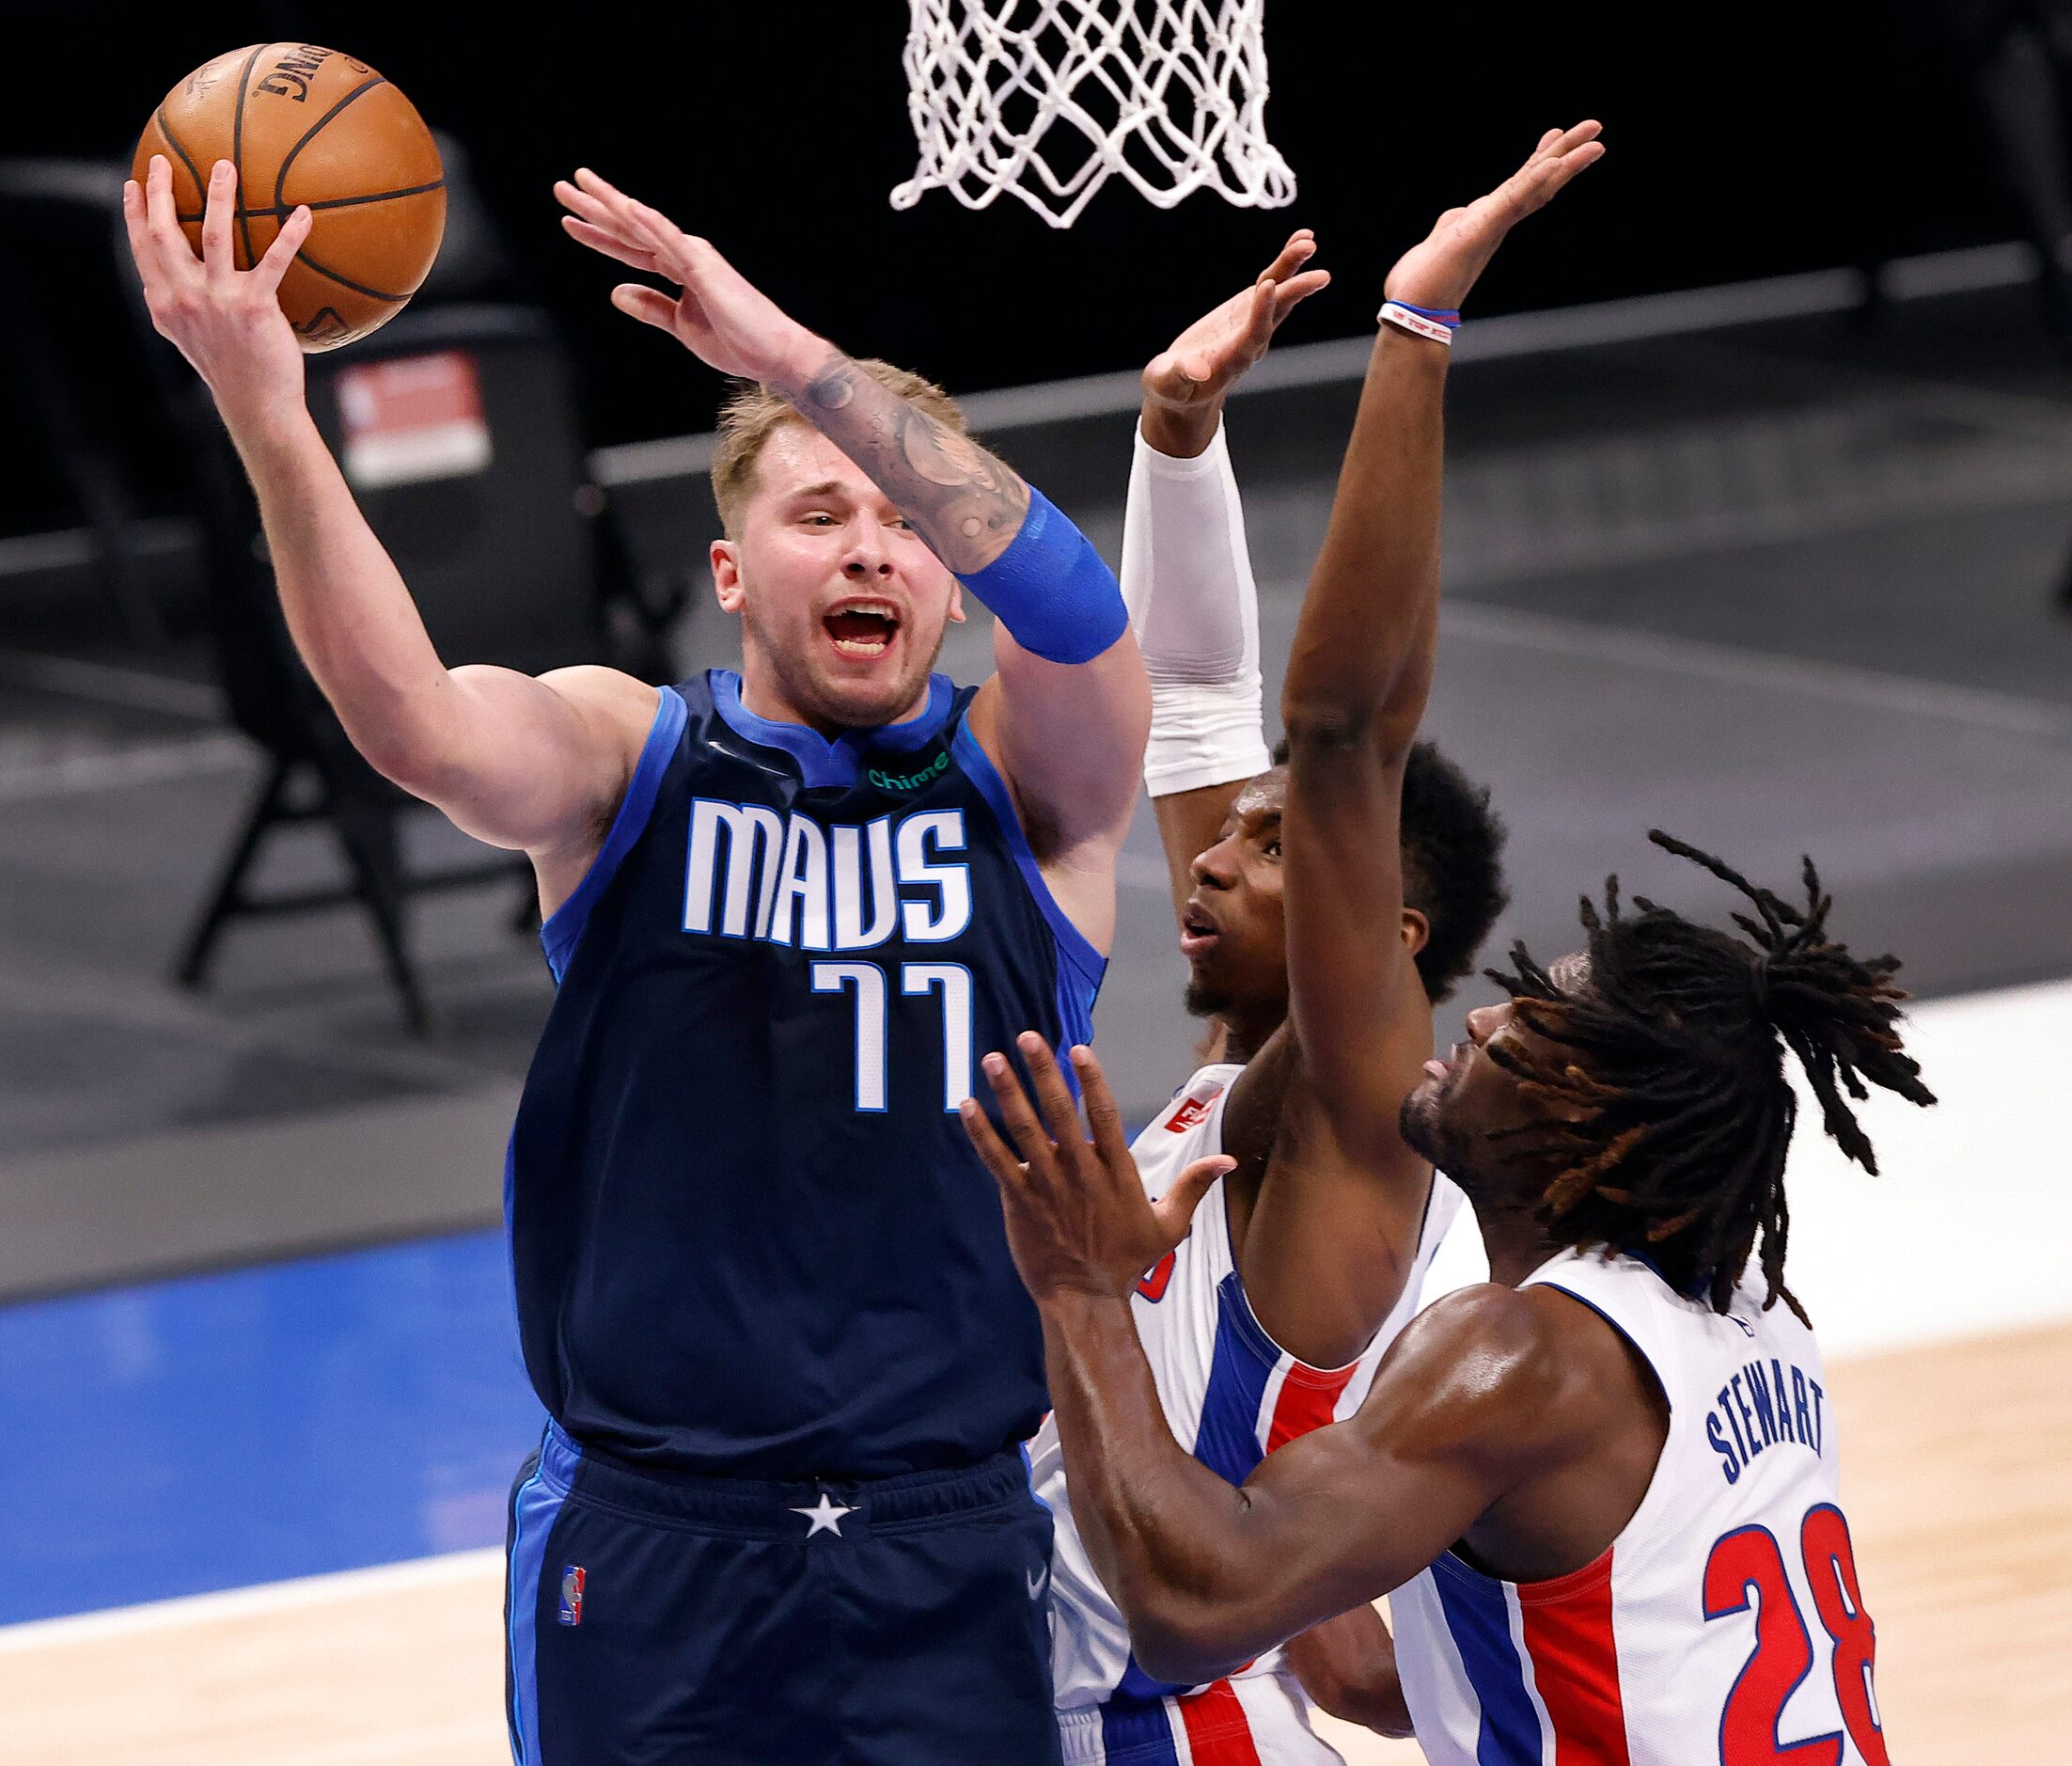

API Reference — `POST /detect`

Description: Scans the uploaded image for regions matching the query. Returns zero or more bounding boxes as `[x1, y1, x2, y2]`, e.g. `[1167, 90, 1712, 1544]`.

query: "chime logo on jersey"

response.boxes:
[558, 1565, 586, 1627]
[682, 799, 974, 951]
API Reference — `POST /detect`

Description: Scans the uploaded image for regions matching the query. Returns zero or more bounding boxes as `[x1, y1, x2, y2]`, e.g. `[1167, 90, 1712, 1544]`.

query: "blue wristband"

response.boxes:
[955, 485, 1128, 666]
[1393, 300, 1462, 326]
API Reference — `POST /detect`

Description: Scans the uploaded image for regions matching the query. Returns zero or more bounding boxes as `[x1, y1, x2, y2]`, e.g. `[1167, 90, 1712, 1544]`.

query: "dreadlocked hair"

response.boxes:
[1483, 830, 1936, 1323]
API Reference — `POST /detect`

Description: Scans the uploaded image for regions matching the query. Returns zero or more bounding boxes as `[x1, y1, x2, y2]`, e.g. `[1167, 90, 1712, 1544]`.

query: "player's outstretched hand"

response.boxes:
[556, 169, 822, 386]
[122, 156, 312, 429]
[1384, 121, 1605, 317]
[961, 1033, 1232, 1303]
[1142, 230, 1330, 443]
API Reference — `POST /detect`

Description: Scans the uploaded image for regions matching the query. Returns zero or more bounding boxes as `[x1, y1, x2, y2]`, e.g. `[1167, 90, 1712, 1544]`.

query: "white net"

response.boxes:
[892, 0, 1295, 229]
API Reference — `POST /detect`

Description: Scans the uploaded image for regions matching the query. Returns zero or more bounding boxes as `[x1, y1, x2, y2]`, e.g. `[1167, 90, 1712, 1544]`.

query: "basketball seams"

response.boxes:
[151, 107, 207, 217]
[272, 76, 389, 213]
[229, 43, 270, 272]
[287, 248, 412, 305]
[174, 179, 447, 226]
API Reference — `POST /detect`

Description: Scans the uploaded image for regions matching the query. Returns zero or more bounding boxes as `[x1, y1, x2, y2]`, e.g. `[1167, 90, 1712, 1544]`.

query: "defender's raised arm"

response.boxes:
[1278, 123, 1604, 1166]
[1123, 232, 1329, 933]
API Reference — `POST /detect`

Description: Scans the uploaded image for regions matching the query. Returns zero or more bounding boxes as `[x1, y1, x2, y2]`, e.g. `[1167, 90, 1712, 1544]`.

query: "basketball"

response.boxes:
[133, 44, 445, 352]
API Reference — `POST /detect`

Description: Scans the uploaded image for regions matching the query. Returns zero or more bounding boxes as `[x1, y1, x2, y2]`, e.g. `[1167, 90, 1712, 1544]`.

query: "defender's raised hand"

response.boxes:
[961, 1034, 1232, 1303]
[1385, 120, 1604, 317]
[1143, 230, 1330, 417]
[122, 156, 313, 426]
[556, 168, 820, 386]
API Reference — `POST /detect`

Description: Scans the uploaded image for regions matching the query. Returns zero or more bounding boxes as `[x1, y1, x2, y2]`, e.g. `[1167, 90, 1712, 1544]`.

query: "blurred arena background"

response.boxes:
[0, 3, 2066, 1760]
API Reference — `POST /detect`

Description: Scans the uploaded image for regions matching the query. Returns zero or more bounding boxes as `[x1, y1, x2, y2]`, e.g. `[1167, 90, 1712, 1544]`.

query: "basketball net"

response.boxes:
[892, 0, 1295, 229]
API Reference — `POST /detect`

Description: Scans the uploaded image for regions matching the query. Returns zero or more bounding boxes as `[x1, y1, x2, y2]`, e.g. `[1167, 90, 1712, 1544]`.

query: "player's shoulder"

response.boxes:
[1376, 1282, 1633, 1455]
[538, 664, 664, 740]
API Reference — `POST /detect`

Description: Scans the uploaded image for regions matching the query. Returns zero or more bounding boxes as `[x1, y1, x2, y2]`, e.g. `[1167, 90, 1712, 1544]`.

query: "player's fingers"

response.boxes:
[1259, 229, 1317, 285]
[1512, 141, 1604, 218]
[1016, 1033, 1086, 1155]
[1151, 1156, 1235, 1246]
[143, 155, 197, 280]
[253, 205, 311, 294]
[957, 1096, 1029, 1195]
[982, 1050, 1061, 1183]
[572, 166, 633, 209]
[1539, 137, 1606, 197]
[1515, 122, 1603, 194]
[561, 215, 662, 274]
[553, 176, 613, 224]
[1240, 277, 1279, 351]
[556, 184, 648, 247]
[629, 197, 688, 247]
[572, 168, 668, 251]
[609, 285, 682, 332]
[1069, 1046, 1135, 1177]
[1271, 267, 1331, 323]
[200, 160, 236, 280]
[119, 178, 154, 282]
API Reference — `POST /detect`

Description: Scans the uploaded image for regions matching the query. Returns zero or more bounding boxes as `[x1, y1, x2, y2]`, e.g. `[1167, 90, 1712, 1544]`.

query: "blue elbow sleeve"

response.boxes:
[956, 485, 1128, 666]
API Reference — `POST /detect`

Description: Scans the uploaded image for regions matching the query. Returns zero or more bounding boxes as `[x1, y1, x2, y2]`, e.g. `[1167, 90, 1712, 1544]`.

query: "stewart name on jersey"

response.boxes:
[510, 670, 1103, 1479]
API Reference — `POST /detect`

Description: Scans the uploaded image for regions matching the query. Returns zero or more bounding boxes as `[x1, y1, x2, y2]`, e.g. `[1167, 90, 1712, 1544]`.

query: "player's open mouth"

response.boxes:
[1178, 902, 1220, 959]
[823, 602, 901, 658]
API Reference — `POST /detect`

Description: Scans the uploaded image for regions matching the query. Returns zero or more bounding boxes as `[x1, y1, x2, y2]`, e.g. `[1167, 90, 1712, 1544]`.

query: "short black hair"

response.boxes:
[1271, 735, 1508, 1005]
[1485, 831, 1937, 1320]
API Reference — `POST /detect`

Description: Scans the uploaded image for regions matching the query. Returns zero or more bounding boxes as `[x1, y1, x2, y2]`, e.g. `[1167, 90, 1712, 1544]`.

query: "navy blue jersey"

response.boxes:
[508, 670, 1103, 1479]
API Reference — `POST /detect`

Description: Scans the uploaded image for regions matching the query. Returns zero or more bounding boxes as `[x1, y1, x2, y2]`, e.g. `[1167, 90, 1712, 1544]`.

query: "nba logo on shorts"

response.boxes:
[558, 1565, 586, 1627]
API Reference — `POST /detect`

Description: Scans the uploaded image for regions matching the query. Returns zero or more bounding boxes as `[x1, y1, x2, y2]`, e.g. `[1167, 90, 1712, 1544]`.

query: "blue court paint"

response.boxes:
[0, 1231, 542, 1625]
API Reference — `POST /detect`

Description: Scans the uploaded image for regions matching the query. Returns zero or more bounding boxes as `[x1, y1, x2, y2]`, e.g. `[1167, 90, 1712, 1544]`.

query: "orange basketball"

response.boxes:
[134, 44, 446, 353]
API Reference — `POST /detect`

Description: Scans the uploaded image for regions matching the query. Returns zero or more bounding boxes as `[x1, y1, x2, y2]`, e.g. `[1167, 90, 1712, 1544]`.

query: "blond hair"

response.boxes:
[708, 360, 969, 537]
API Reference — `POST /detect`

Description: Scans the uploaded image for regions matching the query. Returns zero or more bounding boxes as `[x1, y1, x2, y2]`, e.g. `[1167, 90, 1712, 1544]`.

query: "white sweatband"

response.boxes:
[1377, 300, 1458, 346]
[1121, 418, 1274, 798]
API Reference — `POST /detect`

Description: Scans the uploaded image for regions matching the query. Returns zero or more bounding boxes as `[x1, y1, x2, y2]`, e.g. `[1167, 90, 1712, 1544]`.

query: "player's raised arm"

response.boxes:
[1124, 233, 1329, 927]
[559, 168, 1157, 944]
[960, 1037, 1594, 1683]
[1278, 125, 1602, 1159]
[121, 157, 654, 873]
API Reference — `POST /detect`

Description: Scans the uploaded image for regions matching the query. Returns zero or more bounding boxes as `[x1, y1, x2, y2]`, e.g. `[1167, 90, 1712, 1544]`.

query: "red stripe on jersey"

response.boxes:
[1264, 1360, 1358, 1454]
[1515, 1547, 1632, 1765]
[1175, 1679, 1262, 1765]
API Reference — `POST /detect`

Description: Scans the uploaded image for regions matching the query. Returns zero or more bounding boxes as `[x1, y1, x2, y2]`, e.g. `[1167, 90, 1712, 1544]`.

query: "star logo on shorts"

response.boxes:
[791, 1491, 856, 1537]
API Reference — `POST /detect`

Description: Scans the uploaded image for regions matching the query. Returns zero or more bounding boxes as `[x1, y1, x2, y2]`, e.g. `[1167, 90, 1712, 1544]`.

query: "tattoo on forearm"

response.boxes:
[790, 351, 1030, 573]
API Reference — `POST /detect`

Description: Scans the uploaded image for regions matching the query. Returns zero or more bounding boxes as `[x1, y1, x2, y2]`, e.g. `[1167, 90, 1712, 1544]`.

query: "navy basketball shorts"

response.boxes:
[504, 1421, 1062, 1765]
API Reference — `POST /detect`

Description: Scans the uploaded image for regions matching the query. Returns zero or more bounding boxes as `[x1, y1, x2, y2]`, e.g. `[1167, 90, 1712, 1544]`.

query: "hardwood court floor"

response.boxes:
[3, 1321, 2064, 1764]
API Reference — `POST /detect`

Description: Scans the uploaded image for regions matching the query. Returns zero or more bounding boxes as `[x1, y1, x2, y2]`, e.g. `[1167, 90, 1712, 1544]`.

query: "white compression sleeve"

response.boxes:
[1120, 418, 1274, 798]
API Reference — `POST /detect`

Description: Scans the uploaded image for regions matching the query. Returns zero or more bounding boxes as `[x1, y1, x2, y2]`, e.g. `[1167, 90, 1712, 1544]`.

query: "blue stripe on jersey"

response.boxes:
[1107, 1272, 1279, 1711]
[1099, 1693, 1181, 1764]
[950, 721, 1104, 994]
[1193, 1271, 1277, 1486]
[540, 686, 689, 981]
[506, 1436, 576, 1763]
[1430, 1554, 1543, 1765]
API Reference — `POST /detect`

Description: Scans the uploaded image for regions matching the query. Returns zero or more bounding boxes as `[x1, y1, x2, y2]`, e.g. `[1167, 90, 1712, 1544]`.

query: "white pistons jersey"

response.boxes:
[1033, 1063, 1464, 1765]
[1392, 1247, 1889, 1766]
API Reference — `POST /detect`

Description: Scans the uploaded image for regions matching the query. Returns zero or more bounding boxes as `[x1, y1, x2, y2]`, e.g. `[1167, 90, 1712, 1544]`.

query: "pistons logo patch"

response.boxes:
[558, 1565, 586, 1627]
